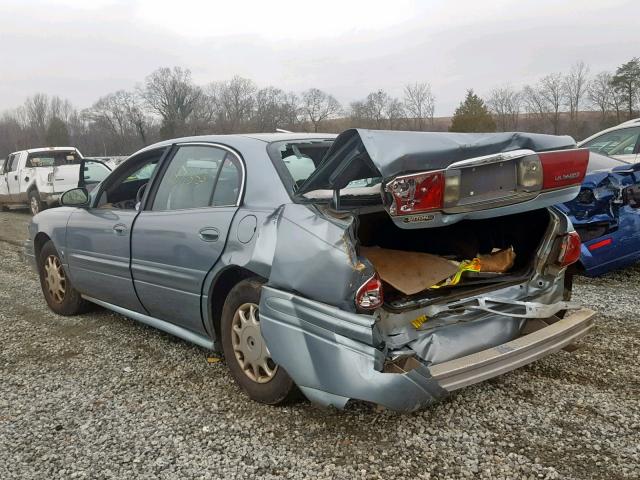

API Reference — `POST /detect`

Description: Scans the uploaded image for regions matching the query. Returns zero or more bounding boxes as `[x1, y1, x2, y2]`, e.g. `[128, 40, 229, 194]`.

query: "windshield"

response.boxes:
[26, 150, 81, 168]
[269, 139, 381, 194]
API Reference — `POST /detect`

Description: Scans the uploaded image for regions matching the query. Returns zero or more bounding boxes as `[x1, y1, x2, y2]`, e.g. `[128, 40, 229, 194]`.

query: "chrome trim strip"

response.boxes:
[82, 295, 216, 350]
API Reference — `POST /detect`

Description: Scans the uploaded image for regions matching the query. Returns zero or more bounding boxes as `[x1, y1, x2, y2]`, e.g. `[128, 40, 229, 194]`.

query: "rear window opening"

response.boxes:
[26, 150, 81, 167]
[356, 208, 551, 309]
[269, 139, 381, 195]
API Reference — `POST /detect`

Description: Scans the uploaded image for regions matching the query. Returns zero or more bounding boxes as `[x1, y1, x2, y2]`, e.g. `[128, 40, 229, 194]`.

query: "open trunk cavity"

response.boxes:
[357, 208, 551, 309]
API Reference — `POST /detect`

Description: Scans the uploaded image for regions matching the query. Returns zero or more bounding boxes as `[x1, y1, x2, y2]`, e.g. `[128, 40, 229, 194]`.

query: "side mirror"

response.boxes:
[60, 187, 89, 207]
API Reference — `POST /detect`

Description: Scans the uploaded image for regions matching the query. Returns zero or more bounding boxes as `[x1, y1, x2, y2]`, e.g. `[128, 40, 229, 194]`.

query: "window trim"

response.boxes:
[144, 142, 246, 212]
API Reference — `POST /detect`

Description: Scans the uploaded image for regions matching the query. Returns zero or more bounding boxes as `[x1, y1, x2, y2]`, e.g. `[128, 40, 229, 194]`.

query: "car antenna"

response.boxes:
[276, 128, 293, 133]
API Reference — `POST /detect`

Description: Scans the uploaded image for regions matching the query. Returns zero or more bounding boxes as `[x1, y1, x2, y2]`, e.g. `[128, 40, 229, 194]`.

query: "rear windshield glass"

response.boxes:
[269, 140, 381, 193]
[26, 151, 81, 167]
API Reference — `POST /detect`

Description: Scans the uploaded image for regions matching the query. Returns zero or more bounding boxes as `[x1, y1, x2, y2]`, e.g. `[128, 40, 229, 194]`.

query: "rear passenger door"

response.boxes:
[130, 143, 244, 334]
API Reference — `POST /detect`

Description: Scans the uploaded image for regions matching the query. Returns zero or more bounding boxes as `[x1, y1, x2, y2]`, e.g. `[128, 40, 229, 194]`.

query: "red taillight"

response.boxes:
[539, 149, 589, 190]
[386, 171, 444, 215]
[558, 231, 582, 267]
[587, 238, 612, 251]
[355, 274, 384, 310]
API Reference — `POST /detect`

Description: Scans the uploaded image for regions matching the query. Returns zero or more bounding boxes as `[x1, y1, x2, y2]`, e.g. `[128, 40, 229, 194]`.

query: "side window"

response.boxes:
[8, 154, 19, 172]
[583, 127, 640, 156]
[95, 149, 164, 210]
[152, 145, 241, 211]
[83, 161, 112, 192]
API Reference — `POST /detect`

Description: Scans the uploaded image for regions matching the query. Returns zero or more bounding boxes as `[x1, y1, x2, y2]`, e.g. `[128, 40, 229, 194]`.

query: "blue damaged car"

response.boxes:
[25, 129, 596, 411]
[558, 152, 640, 276]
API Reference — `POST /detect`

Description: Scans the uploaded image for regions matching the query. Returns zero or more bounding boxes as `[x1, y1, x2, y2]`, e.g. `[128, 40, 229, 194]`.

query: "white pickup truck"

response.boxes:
[0, 147, 110, 214]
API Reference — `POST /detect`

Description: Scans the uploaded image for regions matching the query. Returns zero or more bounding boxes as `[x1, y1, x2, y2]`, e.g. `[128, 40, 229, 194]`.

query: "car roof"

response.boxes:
[578, 118, 640, 146]
[12, 147, 79, 154]
[132, 133, 338, 157]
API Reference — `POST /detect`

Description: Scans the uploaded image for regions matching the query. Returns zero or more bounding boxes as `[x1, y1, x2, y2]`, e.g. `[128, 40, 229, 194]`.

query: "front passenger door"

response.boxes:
[66, 148, 166, 312]
[131, 144, 244, 334]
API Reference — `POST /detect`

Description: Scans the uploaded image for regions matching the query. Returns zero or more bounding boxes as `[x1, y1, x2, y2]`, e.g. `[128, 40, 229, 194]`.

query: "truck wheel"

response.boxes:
[220, 278, 297, 405]
[29, 190, 46, 215]
[38, 240, 90, 315]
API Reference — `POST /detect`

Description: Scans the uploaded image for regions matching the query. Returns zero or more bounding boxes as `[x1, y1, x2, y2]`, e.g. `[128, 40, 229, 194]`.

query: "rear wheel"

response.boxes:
[38, 240, 89, 315]
[29, 190, 46, 215]
[220, 278, 296, 405]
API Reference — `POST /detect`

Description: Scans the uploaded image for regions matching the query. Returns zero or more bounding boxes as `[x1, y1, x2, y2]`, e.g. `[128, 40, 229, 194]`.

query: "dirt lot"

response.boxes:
[0, 209, 638, 479]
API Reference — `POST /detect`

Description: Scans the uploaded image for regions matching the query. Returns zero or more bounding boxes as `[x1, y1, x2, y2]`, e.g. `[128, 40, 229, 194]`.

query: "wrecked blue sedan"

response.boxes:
[558, 153, 640, 276]
[25, 129, 595, 411]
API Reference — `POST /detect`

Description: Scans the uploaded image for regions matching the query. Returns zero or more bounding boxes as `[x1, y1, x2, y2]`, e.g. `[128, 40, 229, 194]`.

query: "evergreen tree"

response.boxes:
[449, 90, 496, 132]
[611, 57, 640, 119]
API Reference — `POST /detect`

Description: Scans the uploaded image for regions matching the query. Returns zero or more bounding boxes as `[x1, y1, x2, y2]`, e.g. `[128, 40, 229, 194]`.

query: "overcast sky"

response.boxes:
[1, 0, 638, 116]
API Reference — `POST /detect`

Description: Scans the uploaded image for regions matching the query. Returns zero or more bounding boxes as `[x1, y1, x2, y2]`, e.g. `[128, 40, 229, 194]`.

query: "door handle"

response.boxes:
[199, 227, 219, 242]
[14, 175, 18, 181]
[113, 224, 128, 235]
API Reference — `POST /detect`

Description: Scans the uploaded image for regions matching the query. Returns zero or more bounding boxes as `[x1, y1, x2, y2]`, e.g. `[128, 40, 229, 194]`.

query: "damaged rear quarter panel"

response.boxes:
[266, 203, 372, 311]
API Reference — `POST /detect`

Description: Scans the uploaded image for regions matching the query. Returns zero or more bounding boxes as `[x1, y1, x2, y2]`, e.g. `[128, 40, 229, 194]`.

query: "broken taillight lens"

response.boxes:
[539, 149, 589, 190]
[356, 274, 384, 310]
[558, 231, 582, 267]
[386, 171, 444, 215]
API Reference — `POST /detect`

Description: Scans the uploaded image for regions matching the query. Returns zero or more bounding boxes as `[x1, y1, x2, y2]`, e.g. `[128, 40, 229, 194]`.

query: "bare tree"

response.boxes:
[563, 61, 590, 125]
[252, 86, 288, 132]
[403, 82, 435, 130]
[588, 71, 615, 124]
[486, 85, 521, 131]
[142, 66, 202, 138]
[89, 90, 150, 150]
[218, 76, 257, 132]
[24, 93, 50, 142]
[364, 90, 389, 128]
[301, 88, 342, 132]
[539, 73, 565, 134]
[385, 97, 405, 130]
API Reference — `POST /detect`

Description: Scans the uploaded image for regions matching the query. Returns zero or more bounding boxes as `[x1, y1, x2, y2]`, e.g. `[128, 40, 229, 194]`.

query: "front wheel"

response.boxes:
[29, 190, 46, 215]
[220, 278, 296, 405]
[38, 240, 90, 315]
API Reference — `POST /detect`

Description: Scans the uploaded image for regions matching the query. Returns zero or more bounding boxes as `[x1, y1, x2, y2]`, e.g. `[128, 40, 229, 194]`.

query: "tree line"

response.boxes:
[0, 57, 638, 157]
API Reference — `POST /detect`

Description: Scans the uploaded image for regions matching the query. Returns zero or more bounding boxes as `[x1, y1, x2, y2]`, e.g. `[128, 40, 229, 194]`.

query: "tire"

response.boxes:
[37, 240, 90, 315]
[220, 278, 296, 405]
[29, 190, 46, 215]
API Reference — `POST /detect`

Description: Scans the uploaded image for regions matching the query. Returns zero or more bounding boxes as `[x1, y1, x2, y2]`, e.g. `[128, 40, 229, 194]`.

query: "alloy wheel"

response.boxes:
[43, 255, 66, 303]
[230, 302, 277, 383]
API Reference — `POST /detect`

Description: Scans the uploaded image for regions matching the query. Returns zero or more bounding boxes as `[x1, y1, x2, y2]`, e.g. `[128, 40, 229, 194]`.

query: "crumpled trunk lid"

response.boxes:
[296, 129, 587, 229]
[296, 129, 577, 193]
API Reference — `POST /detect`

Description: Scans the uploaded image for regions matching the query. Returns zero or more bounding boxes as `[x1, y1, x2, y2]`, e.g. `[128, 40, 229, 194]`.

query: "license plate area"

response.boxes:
[458, 161, 517, 205]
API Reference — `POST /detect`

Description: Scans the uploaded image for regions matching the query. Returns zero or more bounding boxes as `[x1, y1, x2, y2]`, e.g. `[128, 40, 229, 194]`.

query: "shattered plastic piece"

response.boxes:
[479, 246, 516, 273]
[360, 246, 458, 295]
[206, 356, 221, 364]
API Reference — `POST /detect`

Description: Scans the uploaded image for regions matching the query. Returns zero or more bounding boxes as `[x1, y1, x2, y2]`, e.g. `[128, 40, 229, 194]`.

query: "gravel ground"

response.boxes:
[0, 210, 638, 479]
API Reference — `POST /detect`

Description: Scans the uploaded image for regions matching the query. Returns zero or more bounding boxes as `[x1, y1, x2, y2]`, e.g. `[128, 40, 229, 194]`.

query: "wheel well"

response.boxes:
[33, 232, 51, 260]
[27, 185, 39, 196]
[208, 266, 265, 341]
